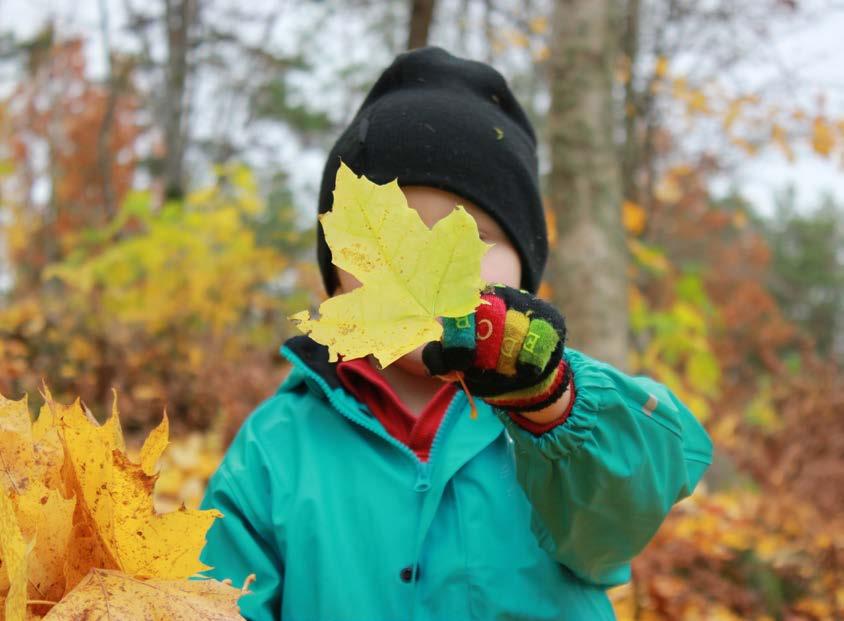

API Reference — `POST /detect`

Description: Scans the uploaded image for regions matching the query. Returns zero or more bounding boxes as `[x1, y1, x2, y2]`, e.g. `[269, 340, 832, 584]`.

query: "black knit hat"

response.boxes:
[316, 46, 547, 295]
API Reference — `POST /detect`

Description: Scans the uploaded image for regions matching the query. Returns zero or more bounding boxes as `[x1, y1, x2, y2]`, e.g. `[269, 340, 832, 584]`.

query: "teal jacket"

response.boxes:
[199, 336, 713, 621]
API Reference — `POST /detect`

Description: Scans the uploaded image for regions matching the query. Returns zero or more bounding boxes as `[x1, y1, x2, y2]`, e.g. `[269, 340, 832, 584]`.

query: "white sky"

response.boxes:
[1, 0, 842, 218]
[720, 3, 844, 214]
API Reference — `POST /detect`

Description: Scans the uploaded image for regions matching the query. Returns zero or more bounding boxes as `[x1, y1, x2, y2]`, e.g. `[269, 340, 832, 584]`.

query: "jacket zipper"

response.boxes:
[281, 347, 461, 491]
[283, 346, 468, 621]
[414, 390, 462, 491]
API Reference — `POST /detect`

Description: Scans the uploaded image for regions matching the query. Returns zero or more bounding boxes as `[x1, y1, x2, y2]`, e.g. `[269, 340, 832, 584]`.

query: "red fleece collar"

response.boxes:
[336, 358, 575, 457]
[336, 358, 457, 462]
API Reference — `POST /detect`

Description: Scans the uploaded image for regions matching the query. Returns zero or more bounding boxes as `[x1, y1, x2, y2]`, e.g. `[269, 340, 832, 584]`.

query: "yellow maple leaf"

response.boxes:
[62, 521, 113, 595]
[291, 162, 489, 367]
[43, 568, 246, 620]
[0, 395, 38, 494]
[31, 402, 65, 492]
[140, 412, 169, 475]
[0, 394, 73, 611]
[16, 481, 75, 604]
[50, 395, 221, 584]
[0, 388, 234, 618]
[0, 487, 29, 621]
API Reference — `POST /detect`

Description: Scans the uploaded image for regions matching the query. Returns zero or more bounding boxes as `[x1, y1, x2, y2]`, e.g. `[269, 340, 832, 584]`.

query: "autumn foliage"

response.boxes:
[0, 38, 308, 437]
[0, 388, 248, 620]
[614, 155, 844, 619]
[1, 7, 843, 621]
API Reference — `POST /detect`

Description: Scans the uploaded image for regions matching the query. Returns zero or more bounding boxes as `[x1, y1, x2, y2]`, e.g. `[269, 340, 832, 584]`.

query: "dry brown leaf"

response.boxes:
[43, 569, 245, 620]
[62, 522, 112, 595]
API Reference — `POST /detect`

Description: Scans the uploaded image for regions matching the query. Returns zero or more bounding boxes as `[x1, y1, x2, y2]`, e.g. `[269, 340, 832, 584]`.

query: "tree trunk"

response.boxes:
[546, 0, 629, 369]
[163, 0, 194, 200]
[407, 0, 436, 49]
[620, 0, 641, 204]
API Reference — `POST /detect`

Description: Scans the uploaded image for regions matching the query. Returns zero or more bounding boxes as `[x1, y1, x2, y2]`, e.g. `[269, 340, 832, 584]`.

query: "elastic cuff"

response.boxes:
[511, 362, 572, 413]
[492, 349, 606, 461]
[505, 379, 577, 436]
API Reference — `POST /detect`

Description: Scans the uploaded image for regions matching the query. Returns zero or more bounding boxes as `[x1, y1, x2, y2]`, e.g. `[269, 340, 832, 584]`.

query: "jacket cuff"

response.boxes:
[505, 375, 577, 435]
[492, 349, 608, 461]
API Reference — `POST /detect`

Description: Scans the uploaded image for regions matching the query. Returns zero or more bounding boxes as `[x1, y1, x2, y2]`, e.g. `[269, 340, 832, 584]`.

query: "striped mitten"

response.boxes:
[422, 284, 570, 413]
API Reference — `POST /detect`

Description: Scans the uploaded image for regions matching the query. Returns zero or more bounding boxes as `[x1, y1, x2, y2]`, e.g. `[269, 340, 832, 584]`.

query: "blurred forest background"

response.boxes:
[1, 0, 843, 619]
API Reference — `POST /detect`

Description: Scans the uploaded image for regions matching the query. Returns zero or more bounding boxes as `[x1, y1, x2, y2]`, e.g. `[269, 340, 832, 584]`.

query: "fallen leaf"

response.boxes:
[43, 568, 245, 620]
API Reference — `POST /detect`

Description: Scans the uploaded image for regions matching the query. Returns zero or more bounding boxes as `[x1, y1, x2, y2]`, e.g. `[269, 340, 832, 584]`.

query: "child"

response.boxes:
[199, 46, 713, 621]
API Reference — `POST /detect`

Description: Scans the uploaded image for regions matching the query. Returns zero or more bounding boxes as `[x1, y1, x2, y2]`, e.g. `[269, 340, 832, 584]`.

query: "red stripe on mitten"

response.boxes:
[474, 294, 507, 369]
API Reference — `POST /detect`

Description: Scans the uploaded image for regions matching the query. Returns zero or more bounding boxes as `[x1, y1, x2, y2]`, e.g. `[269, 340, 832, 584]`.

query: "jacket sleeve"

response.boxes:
[198, 407, 284, 621]
[492, 347, 714, 588]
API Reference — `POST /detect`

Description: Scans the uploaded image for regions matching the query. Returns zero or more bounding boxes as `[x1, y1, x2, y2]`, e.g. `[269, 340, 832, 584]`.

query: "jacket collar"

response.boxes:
[279, 335, 342, 390]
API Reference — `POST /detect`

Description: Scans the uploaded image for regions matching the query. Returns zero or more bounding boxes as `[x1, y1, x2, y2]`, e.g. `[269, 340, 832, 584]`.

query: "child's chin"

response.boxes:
[391, 344, 429, 376]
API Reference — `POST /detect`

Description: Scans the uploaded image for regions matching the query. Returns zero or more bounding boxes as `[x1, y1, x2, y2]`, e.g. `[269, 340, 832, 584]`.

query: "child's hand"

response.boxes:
[422, 284, 570, 413]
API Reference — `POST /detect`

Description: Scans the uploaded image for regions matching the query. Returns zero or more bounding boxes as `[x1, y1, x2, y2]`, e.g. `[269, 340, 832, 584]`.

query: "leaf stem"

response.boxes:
[456, 373, 478, 420]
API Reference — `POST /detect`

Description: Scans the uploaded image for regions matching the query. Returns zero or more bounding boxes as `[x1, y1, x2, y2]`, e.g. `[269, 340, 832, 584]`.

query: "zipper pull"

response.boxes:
[414, 462, 431, 492]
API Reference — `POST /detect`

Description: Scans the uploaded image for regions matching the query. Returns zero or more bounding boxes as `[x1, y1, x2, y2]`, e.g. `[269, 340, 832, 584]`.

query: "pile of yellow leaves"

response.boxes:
[0, 388, 248, 620]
